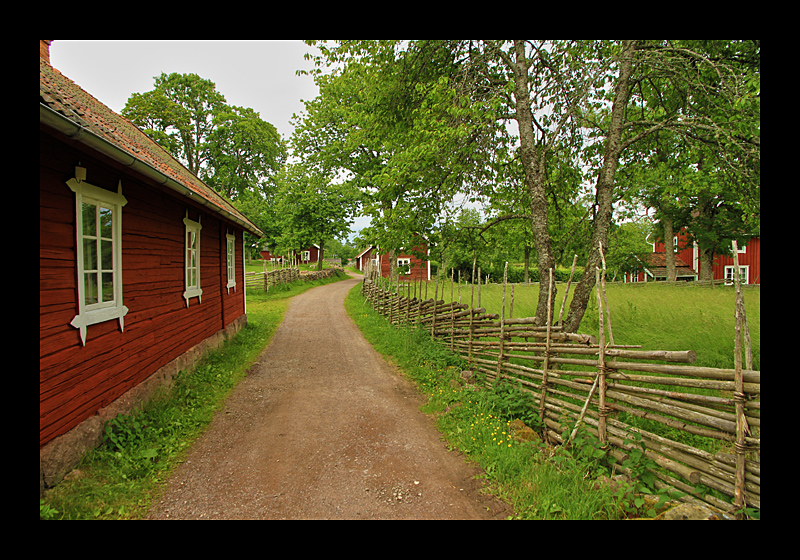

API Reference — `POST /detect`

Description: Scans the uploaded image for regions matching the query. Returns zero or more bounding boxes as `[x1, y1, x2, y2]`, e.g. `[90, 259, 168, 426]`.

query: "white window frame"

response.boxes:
[183, 211, 203, 306]
[226, 232, 237, 293]
[725, 265, 749, 285]
[301, 250, 311, 262]
[67, 173, 128, 346]
[397, 257, 411, 275]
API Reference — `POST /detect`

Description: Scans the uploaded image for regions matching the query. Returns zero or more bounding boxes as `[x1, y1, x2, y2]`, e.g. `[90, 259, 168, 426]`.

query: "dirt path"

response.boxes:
[146, 273, 512, 520]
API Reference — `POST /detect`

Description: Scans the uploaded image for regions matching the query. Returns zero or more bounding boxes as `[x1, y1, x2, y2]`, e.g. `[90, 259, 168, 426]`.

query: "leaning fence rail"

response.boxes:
[245, 267, 299, 291]
[360, 252, 760, 515]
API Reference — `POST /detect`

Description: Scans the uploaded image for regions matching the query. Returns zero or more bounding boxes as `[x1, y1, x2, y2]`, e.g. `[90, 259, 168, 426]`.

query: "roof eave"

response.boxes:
[40, 102, 265, 238]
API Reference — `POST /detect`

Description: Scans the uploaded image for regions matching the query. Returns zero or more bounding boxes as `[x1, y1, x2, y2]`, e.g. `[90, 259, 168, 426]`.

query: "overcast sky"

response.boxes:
[50, 39, 320, 141]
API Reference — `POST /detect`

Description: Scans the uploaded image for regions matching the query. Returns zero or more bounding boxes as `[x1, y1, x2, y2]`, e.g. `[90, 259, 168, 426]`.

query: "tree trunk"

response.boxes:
[695, 186, 716, 283]
[523, 245, 530, 284]
[663, 216, 676, 282]
[511, 40, 556, 325]
[564, 40, 638, 333]
[699, 248, 714, 282]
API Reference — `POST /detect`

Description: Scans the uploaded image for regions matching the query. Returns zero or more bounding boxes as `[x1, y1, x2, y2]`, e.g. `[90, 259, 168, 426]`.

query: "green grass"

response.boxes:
[418, 279, 760, 370]
[345, 284, 628, 520]
[40, 271, 348, 520]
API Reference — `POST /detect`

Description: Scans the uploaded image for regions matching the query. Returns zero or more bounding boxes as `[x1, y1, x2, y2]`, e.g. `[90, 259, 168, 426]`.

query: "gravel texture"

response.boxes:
[146, 273, 512, 520]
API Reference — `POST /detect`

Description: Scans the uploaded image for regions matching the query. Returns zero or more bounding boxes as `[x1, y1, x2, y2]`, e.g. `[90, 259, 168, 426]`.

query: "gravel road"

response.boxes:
[146, 272, 512, 520]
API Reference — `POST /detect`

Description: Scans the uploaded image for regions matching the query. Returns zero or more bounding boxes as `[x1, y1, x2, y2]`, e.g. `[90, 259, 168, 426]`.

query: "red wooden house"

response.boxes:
[355, 243, 431, 282]
[40, 41, 264, 489]
[259, 244, 320, 264]
[625, 227, 761, 284]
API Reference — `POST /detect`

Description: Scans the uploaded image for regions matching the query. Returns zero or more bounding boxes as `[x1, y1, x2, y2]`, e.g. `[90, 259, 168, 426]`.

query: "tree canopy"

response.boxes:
[295, 40, 759, 332]
[122, 72, 287, 202]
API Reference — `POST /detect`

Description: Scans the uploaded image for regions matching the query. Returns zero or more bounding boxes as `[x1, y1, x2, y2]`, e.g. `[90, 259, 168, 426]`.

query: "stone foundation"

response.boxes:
[39, 313, 248, 496]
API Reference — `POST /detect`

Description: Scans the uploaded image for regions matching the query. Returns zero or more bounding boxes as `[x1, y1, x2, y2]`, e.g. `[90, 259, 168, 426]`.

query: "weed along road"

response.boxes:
[147, 272, 511, 520]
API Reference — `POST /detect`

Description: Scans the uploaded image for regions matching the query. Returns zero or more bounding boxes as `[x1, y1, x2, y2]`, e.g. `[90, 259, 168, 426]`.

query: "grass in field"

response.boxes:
[40, 271, 348, 520]
[424, 278, 760, 370]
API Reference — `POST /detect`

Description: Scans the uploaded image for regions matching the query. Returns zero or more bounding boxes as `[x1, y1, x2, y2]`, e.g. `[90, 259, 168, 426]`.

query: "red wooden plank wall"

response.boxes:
[40, 132, 246, 447]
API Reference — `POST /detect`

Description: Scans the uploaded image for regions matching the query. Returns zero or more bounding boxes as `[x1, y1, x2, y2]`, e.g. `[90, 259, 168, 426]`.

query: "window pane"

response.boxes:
[85, 273, 98, 305]
[102, 272, 114, 302]
[83, 238, 97, 271]
[101, 239, 113, 271]
[82, 202, 96, 236]
[100, 206, 113, 238]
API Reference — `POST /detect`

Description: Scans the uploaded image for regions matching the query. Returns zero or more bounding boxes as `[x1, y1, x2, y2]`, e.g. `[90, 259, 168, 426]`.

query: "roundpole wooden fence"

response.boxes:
[359, 247, 760, 514]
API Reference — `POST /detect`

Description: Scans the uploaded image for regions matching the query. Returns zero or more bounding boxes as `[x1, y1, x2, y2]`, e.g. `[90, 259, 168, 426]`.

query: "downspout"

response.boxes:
[243, 234, 247, 315]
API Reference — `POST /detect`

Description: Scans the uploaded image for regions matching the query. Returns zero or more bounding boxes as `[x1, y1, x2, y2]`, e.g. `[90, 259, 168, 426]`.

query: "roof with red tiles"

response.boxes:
[639, 252, 696, 277]
[39, 48, 263, 237]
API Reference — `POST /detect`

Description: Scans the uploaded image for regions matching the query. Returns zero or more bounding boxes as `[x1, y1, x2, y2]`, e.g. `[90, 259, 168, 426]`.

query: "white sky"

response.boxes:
[49, 39, 372, 240]
[49, 39, 319, 141]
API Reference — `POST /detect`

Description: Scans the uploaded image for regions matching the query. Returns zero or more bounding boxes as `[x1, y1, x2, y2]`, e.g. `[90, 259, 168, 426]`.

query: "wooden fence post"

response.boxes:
[469, 257, 476, 370]
[496, 262, 508, 383]
[539, 268, 554, 427]
[732, 240, 751, 517]
[431, 272, 440, 340]
[595, 266, 608, 447]
[558, 254, 578, 326]
[450, 268, 455, 352]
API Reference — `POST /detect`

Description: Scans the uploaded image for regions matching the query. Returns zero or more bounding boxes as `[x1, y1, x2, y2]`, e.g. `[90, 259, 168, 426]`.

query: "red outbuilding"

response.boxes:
[625, 227, 761, 284]
[260, 244, 321, 264]
[355, 243, 431, 282]
[40, 41, 264, 489]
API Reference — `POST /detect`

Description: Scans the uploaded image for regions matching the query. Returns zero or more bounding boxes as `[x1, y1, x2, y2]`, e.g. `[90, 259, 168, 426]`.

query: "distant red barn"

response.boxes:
[355, 243, 431, 282]
[625, 227, 760, 284]
[259, 244, 321, 264]
[40, 41, 264, 490]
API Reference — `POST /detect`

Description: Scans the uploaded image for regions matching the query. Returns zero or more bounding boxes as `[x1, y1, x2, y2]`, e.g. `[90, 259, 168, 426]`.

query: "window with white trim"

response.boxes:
[226, 232, 236, 293]
[725, 265, 749, 285]
[397, 258, 411, 275]
[301, 250, 311, 262]
[66, 169, 128, 346]
[183, 212, 203, 306]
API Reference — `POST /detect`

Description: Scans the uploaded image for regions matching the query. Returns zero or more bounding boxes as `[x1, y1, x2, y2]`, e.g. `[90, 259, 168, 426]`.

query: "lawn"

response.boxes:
[426, 278, 760, 370]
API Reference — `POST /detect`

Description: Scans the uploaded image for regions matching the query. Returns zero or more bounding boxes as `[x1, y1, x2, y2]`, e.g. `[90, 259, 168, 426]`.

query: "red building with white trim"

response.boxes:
[355, 244, 431, 282]
[626, 227, 760, 284]
[40, 41, 264, 489]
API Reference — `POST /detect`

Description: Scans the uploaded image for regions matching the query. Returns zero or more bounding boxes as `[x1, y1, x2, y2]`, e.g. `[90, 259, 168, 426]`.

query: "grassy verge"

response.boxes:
[344, 284, 629, 520]
[40, 270, 348, 520]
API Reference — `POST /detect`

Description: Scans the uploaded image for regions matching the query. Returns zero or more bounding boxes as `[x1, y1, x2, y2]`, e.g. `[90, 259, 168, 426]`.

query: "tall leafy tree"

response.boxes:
[123, 72, 226, 176]
[295, 41, 505, 268]
[274, 164, 360, 270]
[615, 40, 760, 285]
[204, 105, 286, 200]
[123, 72, 286, 203]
